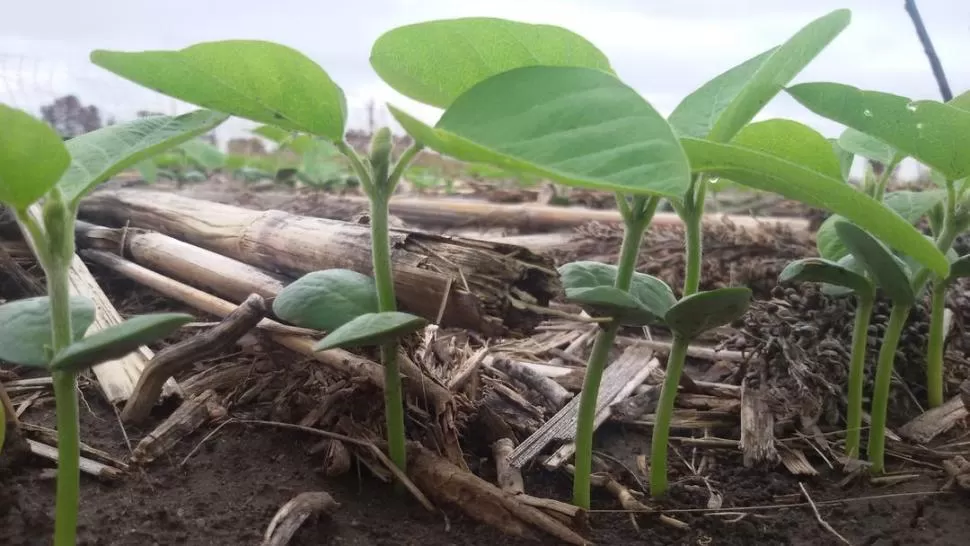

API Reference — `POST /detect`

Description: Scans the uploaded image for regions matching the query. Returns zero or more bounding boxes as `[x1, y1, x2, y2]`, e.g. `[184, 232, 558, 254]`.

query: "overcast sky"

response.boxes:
[1, 1, 967, 176]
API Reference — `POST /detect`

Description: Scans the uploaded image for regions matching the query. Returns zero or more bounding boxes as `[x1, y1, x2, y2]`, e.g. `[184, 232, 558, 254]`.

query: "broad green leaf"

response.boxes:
[663, 287, 752, 340]
[559, 261, 675, 325]
[91, 40, 348, 141]
[829, 138, 854, 181]
[0, 296, 96, 367]
[816, 214, 849, 261]
[669, 9, 850, 142]
[50, 313, 193, 374]
[786, 82, 970, 180]
[370, 17, 613, 109]
[948, 90, 970, 112]
[821, 254, 867, 297]
[58, 111, 228, 204]
[779, 257, 872, 295]
[389, 66, 691, 199]
[946, 255, 970, 284]
[732, 119, 842, 179]
[273, 269, 378, 332]
[134, 159, 159, 183]
[834, 221, 914, 305]
[0, 104, 71, 209]
[178, 138, 225, 171]
[838, 128, 899, 166]
[252, 124, 291, 144]
[313, 312, 427, 351]
[882, 190, 946, 224]
[680, 137, 949, 277]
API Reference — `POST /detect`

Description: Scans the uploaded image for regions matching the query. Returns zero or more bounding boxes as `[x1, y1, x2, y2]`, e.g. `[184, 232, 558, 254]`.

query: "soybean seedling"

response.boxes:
[366, 10, 950, 505]
[0, 104, 225, 545]
[88, 19, 624, 473]
[779, 256, 876, 461]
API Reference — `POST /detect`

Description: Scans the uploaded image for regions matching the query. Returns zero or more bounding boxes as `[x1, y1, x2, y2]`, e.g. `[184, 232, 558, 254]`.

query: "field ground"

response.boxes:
[2, 175, 969, 545]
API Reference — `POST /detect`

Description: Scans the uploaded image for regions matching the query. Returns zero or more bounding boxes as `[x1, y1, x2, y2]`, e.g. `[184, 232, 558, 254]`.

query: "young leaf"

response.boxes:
[313, 312, 428, 351]
[389, 66, 691, 200]
[945, 255, 970, 284]
[0, 104, 71, 209]
[252, 124, 292, 144]
[882, 190, 946, 224]
[370, 17, 613, 109]
[559, 261, 676, 325]
[668, 9, 850, 142]
[815, 214, 849, 261]
[91, 40, 348, 141]
[178, 138, 225, 171]
[838, 128, 899, 166]
[273, 269, 379, 332]
[133, 159, 159, 184]
[779, 257, 872, 295]
[680, 137, 949, 277]
[732, 119, 843, 180]
[58, 111, 228, 204]
[821, 254, 867, 297]
[0, 296, 96, 367]
[663, 287, 752, 340]
[829, 138, 854, 181]
[834, 221, 914, 305]
[50, 313, 193, 374]
[786, 83, 970, 180]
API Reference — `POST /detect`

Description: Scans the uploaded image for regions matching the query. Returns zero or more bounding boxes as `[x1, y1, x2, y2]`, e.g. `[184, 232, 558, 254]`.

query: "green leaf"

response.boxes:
[668, 9, 850, 142]
[947, 90, 970, 111]
[837, 128, 899, 166]
[779, 257, 872, 295]
[680, 137, 949, 277]
[834, 221, 914, 305]
[821, 254, 867, 297]
[50, 313, 193, 374]
[786, 82, 970, 180]
[946, 255, 970, 284]
[273, 269, 379, 331]
[663, 287, 752, 340]
[370, 17, 613, 109]
[559, 261, 676, 326]
[91, 40, 348, 141]
[313, 312, 428, 351]
[133, 159, 159, 183]
[0, 296, 96, 367]
[732, 119, 843, 180]
[829, 138, 854, 181]
[178, 138, 225, 171]
[252, 124, 291, 144]
[816, 214, 849, 261]
[58, 111, 228, 204]
[0, 104, 71, 209]
[390, 66, 691, 199]
[882, 190, 946, 224]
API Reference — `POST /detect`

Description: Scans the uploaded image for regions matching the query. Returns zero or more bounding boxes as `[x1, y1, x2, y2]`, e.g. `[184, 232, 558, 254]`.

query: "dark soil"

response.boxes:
[2, 183, 969, 545]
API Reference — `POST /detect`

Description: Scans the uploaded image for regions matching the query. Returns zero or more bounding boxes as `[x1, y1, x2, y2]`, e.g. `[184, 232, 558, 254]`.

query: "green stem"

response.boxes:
[844, 293, 875, 460]
[926, 281, 947, 408]
[682, 178, 707, 298]
[650, 333, 689, 497]
[871, 157, 900, 202]
[571, 198, 654, 509]
[369, 192, 407, 472]
[336, 140, 374, 195]
[387, 143, 423, 194]
[867, 303, 910, 473]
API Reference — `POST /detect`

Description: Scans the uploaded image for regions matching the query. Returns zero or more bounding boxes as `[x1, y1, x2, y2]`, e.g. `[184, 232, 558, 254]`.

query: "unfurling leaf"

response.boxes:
[559, 261, 675, 325]
[0, 296, 96, 368]
[91, 40, 347, 140]
[390, 66, 691, 200]
[273, 270, 379, 332]
[0, 104, 71, 209]
[779, 257, 873, 296]
[834, 221, 914, 305]
[313, 312, 428, 351]
[663, 287, 752, 340]
[58, 111, 228, 204]
[837, 128, 899, 166]
[50, 313, 194, 374]
[370, 17, 613, 109]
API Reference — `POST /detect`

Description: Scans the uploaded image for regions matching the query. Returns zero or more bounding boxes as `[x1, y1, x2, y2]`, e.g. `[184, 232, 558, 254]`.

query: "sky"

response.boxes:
[1, 0, 967, 178]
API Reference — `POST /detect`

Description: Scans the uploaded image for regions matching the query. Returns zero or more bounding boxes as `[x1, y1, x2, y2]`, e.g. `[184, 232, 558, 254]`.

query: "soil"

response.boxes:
[2, 182, 969, 545]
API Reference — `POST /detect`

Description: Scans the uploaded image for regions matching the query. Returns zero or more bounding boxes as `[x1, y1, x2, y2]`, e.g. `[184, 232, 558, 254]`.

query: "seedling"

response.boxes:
[0, 103, 224, 545]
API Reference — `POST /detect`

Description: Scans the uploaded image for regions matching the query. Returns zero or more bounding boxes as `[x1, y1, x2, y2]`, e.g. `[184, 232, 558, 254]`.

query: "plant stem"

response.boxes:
[871, 158, 900, 203]
[387, 143, 423, 194]
[926, 280, 947, 408]
[571, 197, 654, 509]
[650, 333, 689, 497]
[867, 303, 910, 473]
[682, 178, 707, 298]
[844, 293, 875, 460]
